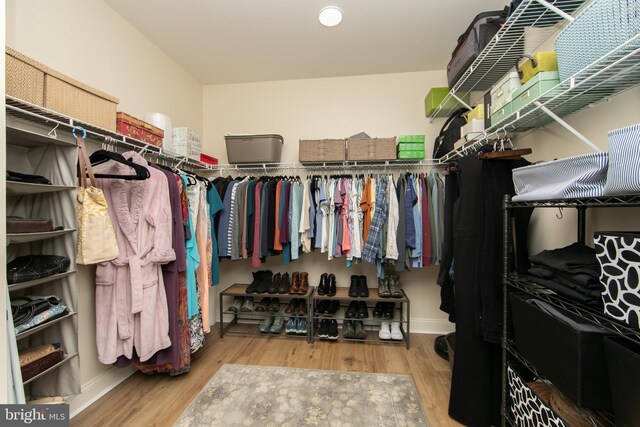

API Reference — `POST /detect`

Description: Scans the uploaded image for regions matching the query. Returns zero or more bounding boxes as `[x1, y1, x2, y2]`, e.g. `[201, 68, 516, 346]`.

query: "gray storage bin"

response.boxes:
[225, 134, 283, 164]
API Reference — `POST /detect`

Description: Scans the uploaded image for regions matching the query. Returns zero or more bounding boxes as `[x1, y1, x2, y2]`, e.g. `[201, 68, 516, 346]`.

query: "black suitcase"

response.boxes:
[447, 10, 507, 88]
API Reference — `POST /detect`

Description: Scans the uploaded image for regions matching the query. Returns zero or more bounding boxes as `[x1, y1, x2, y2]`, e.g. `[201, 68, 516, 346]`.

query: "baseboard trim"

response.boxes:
[68, 365, 136, 418]
[409, 318, 455, 335]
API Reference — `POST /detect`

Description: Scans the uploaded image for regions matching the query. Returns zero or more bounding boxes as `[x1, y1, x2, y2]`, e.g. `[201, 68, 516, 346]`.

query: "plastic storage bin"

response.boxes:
[511, 71, 561, 112]
[594, 231, 640, 328]
[604, 337, 640, 427]
[225, 134, 283, 164]
[512, 152, 608, 201]
[424, 87, 470, 117]
[491, 102, 513, 127]
[604, 123, 640, 195]
[510, 293, 613, 410]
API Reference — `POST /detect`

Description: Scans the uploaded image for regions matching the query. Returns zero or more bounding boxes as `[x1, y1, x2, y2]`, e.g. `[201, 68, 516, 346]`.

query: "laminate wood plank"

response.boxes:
[71, 330, 462, 427]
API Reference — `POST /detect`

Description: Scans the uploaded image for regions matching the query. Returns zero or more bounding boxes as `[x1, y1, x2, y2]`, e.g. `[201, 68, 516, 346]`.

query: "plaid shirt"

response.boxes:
[363, 176, 388, 263]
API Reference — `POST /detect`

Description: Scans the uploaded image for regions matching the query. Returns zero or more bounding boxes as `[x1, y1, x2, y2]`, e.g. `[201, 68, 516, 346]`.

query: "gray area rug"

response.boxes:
[175, 364, 429, 427]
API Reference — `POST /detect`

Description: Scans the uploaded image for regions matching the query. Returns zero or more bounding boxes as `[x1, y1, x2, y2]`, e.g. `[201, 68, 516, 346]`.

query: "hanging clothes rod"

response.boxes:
[209, 160, 447, 173]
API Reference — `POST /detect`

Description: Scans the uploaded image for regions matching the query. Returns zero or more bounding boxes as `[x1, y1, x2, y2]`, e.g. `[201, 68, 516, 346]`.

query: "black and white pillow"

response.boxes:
[594, 232, 640, 329]
[508, 366, 566, 427]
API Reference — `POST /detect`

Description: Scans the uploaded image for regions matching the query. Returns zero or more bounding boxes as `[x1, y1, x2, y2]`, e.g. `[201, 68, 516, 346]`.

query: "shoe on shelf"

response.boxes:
[289, 272, 301, 294]
[390, 274, 403, 298]
[257, 270, 273, 293]
[268, 272, 281, 294]
[327, 319, 339, 340]
[278, 272, 290, 294]
[268, 297, 280, 313]
[241, 297, 254, 312]
[246, 271, 262, 293]
[297, 301, 308, 317]
[345, 300, 358, 318]
[230, 296, 244, 313]
[318, 319, 329, 338]
[343, 320, 355, 339]
[286, 317, 299, 335]
[255, 297, 270, 312]
[358, 275, 369, 297]
[390, 321, 403, 340]
[270, 315, 285, 334]
[354, 320, 366, 340]
[325, 300, 340, 317]
[297, 318, 308, 335]
[383, 302, 395, 320]
[348, 275, 359, 297]
[378, 277, 391, 298]
[315, 300, 327, 316]
[285, 298, 299, 314]
[259, 315, 275, 333]
[372, 302, 384, 319]
[327, 273, 337, 296]
[379, 321, 392, 340]
[317, 272, 328, 295]
[356, 301, 369, 319]
[298, 272, 310, 295]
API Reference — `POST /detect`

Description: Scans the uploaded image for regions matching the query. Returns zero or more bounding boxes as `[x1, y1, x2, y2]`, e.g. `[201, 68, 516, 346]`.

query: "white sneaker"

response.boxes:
[379, 321, 392, 340]
[390, 321, 403, 340]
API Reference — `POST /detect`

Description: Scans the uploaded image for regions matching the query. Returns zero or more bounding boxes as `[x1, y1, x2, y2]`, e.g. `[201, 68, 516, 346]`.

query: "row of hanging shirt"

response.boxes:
[213, 171, 444, 277]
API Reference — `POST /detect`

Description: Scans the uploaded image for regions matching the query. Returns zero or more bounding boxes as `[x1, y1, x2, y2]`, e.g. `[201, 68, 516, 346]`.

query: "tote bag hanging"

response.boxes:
[76, 133, 119, 265]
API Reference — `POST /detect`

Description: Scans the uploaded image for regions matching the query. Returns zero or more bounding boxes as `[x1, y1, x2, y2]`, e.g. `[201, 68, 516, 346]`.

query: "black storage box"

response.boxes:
[510, 293, 613, 410]
[604, 337, 640, 427]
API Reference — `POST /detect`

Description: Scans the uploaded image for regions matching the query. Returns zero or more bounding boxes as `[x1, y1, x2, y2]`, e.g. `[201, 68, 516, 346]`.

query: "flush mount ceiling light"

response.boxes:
[319, 6, 343, 27]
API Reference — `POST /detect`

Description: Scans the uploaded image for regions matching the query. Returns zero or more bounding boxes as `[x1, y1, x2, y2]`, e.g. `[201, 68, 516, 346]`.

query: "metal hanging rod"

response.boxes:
[208, 160, 447, 173]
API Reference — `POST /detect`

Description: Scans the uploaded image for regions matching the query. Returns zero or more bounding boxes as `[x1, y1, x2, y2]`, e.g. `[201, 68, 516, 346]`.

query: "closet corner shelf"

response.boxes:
[22, 353, 79, 385]
[7, 228, 76, 244]
[15, 311, 77, 341]
[6, 182, 75, 195]
[314, 287, 409, 303]
[8, 271, 76, 292]
[6, 125, 78, 148]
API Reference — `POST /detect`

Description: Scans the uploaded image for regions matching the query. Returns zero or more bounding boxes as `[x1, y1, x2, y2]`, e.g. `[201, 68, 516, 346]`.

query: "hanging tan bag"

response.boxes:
[75, 131, 119, 265]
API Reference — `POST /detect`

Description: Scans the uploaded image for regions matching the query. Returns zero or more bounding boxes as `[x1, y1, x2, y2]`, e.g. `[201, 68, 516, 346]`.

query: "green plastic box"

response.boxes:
[397, 135, 425, 143]
[397, 150, 425, 159]
[397, 142, 425, 152]
[425, 87, 470, 118]
[491, 102, 513, 127]
[511, 71, 561, 112]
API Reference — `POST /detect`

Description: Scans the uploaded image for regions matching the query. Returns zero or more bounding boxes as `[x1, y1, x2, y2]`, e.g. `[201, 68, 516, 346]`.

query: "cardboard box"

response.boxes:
[116, 112, 164, 147]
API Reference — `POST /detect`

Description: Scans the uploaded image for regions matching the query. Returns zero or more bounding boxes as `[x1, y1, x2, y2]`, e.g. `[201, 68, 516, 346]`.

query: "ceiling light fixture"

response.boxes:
[319, 6, 343, 27]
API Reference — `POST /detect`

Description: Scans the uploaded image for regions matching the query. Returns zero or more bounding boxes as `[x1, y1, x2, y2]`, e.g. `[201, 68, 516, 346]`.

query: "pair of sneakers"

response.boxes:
[286, 317, 308, 335]
[229, 296, 254, 312]
[317, 319, 339, 339]
[343, 320, 366, 339]
[379, 321, 403, 340]
[378, 275, 403, 298]
[255, 297, 280, 312]
[259, 314, 285, 334]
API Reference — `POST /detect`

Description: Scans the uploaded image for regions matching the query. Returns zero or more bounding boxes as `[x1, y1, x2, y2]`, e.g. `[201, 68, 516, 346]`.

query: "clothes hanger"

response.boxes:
[89, 150, 150, 180]
[478, 128, 532, 160]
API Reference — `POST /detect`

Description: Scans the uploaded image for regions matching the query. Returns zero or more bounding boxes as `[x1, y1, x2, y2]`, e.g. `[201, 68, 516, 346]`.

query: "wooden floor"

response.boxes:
[71, 331, 462, 427]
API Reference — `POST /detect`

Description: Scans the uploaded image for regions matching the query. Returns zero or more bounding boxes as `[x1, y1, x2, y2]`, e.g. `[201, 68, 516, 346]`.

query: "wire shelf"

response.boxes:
[505, 194, 640, 208]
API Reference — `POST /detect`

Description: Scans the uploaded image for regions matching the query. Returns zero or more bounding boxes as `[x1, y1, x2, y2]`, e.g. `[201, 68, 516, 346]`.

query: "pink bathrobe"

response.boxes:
[94, 152, 176, 364]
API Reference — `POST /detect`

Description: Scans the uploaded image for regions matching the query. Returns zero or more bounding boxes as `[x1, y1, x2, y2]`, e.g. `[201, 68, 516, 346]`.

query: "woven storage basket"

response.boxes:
[5, 47, 119, 131]
[299, 139, 346, 163]
[346, 137, 396, 161]
[555, 0, 640, 83]
[512, 152, 609, 201]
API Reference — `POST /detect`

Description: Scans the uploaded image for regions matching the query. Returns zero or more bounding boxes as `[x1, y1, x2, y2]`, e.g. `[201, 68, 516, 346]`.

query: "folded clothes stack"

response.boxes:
[526, 242, 603, 305]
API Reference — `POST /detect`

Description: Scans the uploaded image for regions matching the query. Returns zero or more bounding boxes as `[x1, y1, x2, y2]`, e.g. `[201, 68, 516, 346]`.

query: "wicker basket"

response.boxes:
[299, 139, 346, 163]
[555, 0, 640, 83]
[6, 47, 119, 131]
[346, 137, 396, 161]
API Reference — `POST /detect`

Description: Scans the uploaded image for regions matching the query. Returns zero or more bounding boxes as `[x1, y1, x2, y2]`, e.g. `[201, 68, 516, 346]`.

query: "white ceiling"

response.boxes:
[106, 0, 509, 85]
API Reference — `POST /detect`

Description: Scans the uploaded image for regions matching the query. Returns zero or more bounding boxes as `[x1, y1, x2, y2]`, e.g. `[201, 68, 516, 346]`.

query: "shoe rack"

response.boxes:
[311, 287, 411, 349]
[219, 284, 314, 343]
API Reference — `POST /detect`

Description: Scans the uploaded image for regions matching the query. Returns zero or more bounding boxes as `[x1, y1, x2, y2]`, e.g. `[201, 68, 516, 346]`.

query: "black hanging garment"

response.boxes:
[448, 155, 532, 426]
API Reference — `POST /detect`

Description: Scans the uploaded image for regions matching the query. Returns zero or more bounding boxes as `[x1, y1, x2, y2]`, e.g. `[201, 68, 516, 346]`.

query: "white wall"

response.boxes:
[5, 0, 204, 414]
[203, 70, 455, 333]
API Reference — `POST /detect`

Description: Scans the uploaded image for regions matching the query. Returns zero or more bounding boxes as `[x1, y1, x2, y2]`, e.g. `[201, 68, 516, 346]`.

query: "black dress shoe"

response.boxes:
[317, 273, 328, 295]
[348, 275, 359, 297]
[372, 302, 384, 318]
[268, 272, 281, 294]
[315, 300, 327, 315]
[325, 300, 340, 317]
[327, 273, 337, 296]
[345, 300, 358, 318]
[356, 301, 369, 319]
[358, 275, 369, 297]
[383, 302, 394, 320]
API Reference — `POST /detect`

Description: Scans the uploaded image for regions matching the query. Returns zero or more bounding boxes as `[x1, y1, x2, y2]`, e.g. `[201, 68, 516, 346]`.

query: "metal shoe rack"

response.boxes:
[219, 284, 411, 348]
[501, 194, 640, 426]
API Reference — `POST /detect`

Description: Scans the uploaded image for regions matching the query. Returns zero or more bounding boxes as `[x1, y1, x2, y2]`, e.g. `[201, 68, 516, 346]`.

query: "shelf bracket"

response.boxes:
[450, 92, 473, 111]
[534, 101, 602, 152]
[532, 0, 575, 22]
